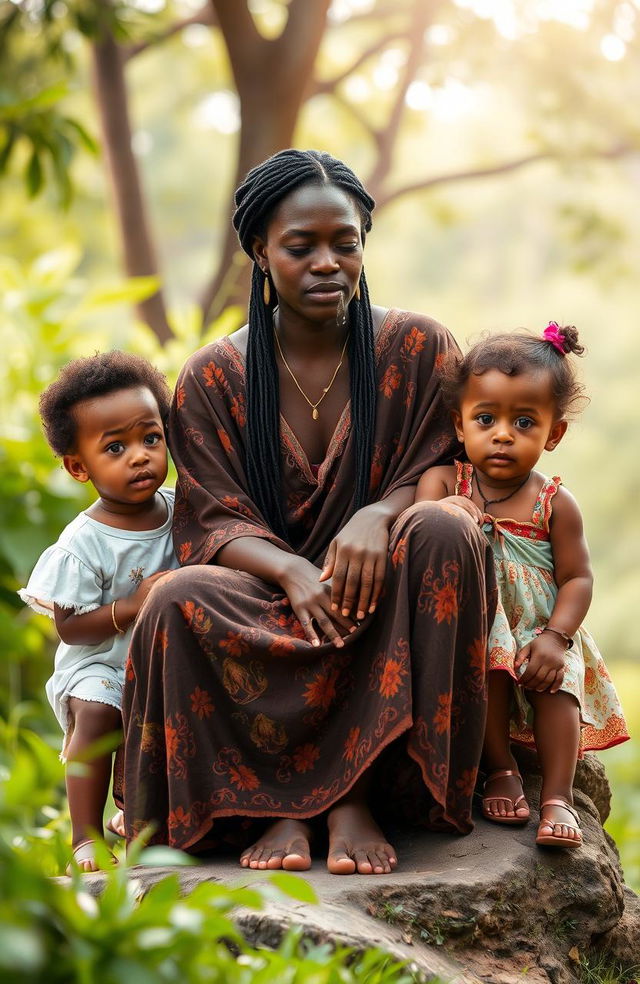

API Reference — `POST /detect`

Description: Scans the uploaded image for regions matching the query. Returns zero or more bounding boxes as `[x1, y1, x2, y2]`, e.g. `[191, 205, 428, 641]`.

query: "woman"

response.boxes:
[123, 149, 496, 874]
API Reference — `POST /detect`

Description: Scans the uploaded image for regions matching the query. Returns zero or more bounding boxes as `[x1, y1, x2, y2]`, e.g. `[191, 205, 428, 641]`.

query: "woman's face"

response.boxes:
[253, 182, 364, 326]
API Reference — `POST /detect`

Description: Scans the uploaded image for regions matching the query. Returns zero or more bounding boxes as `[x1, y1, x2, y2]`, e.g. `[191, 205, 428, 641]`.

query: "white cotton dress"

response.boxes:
[19, 488, 178, 743]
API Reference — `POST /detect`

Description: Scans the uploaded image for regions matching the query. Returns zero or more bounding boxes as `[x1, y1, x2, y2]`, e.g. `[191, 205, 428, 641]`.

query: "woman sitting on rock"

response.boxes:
[122, 148, 497, 874]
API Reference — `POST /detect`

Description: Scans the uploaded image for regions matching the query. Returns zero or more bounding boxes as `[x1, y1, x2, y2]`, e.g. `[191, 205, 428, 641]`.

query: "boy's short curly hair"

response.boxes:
[440, 326, 587, 420]
[39, 351, 172, 456]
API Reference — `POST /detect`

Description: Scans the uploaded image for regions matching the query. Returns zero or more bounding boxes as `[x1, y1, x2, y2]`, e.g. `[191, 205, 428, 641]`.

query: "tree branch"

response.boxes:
[374, 146, 635, 210]
[330, 90, 377, 143]
[335, 4, 402, 25]
[312, 30, 406, 96]
[367, 0, 441, 197]
[124, 4, 217, 60]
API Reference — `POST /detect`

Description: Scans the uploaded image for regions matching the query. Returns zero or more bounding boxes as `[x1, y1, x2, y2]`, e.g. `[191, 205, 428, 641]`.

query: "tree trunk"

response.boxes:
[90, 18, 172, 344]
[199, 0, 331, 325]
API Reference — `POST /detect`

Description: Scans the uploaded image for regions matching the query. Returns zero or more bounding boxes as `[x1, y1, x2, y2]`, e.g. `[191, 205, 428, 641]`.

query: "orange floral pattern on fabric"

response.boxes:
[190, 686, 214, 720]
[418, 562, 460, 625]
[379, 364, 402, 398]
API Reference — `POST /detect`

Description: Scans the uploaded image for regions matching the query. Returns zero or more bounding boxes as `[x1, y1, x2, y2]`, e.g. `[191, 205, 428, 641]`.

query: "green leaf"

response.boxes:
[135, 844, 197, 867]
[100, 957, 162, 984]
[0, 127, 16, 172]
[0, 83, 68, 122]
[0, 925, 46, 971]
[266, 871, 318, 904]
[63, 117, 99, 155]
[25, 150, 43, 197]
[82, 277, 161, 308]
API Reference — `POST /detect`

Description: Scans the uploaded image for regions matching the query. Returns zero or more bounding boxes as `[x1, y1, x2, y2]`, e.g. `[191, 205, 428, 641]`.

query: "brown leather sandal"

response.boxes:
[482, 768, 530, 825]
[536, 799, 583, 848]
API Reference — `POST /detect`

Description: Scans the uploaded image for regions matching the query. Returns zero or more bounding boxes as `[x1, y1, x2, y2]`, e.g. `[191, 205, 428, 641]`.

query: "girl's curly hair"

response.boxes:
[440, 325, 587, 419]
[39, 350, 172, 456]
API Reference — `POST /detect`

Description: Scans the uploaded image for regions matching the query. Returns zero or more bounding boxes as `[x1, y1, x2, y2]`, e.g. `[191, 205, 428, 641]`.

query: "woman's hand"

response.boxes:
[319, 505, 390, 620]
[117, 570, 173, 627]
[515, 634, 567, 693]
[280, 557, 355, 648]
[440, 495, 484, 525]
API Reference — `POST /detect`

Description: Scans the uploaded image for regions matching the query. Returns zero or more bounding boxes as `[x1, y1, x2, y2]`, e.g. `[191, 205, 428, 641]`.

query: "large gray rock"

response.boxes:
[78, 759, 638, 982]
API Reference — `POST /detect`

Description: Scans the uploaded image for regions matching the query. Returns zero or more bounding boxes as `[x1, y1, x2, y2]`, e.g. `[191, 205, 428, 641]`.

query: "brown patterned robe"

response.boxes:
[122, 310, 497, 851]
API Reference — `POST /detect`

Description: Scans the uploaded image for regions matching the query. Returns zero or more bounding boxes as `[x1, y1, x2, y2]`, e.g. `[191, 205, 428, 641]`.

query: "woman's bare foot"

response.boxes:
[327, 802, 397, 874]
[240, 819, 311, 871]
[106, 809, 125, 838]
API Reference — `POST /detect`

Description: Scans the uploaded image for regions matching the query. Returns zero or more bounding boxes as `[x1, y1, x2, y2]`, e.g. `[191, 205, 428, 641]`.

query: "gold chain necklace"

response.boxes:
[274, 329, 349, 420]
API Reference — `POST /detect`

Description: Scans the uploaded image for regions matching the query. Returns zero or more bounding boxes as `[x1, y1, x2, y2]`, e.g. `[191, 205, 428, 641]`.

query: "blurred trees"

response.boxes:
[3, 0, 640, 336]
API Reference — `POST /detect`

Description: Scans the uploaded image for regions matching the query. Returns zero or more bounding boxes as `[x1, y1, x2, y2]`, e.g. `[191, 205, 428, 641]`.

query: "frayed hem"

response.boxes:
[18, 589, 100, 619]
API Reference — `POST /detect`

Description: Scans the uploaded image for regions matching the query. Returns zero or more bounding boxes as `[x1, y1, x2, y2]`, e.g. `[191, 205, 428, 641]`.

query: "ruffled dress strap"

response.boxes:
[531, 475, 562, 531]
[454, 461, 474, 498]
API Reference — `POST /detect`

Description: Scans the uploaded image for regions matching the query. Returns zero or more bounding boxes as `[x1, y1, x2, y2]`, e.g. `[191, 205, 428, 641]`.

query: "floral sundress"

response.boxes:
[455, 461, 629, 756]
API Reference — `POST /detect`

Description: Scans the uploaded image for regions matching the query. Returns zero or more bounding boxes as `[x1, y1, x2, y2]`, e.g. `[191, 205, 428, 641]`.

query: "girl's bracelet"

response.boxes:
[111, 599, 126, 635]
[536, 625, 574, 649]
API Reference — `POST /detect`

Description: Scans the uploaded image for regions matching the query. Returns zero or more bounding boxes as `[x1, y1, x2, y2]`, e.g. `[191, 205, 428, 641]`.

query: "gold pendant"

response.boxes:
[312, 408, 319, 420]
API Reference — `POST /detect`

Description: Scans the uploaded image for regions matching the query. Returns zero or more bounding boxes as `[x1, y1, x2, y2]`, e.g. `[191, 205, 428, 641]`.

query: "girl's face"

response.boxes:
[252, 182, 364, 328]
[63, 386, 168, 511]
[453, 369, 567, 485]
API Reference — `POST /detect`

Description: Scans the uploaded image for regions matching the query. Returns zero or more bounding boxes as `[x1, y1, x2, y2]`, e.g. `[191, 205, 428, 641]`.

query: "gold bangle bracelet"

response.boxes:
[542, 625, 574, 649]
[111, 599, 126, 635]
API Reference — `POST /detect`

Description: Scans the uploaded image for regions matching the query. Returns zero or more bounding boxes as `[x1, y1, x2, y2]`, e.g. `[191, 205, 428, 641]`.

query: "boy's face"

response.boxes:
[63, 386, 168, 510]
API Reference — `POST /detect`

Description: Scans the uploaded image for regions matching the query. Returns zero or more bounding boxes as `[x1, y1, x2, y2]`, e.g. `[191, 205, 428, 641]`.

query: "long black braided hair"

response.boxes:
[232, 149, 377, 540]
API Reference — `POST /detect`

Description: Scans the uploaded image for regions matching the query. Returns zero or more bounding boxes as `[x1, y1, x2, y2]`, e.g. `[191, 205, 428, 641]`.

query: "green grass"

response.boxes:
[579, 950, 639, 984]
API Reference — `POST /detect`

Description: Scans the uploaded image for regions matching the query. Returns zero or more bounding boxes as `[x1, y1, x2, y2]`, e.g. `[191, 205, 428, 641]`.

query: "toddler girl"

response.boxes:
[416, 323, 628, 848]
[20, 351, 179, 872]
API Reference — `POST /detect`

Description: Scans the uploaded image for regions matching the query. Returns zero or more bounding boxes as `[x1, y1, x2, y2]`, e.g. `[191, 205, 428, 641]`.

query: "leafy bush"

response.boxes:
[0, 716, 420, 984]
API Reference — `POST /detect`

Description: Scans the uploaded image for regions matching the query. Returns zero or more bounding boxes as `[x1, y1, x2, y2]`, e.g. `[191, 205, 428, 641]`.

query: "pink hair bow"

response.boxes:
[542, 321, 565, 355]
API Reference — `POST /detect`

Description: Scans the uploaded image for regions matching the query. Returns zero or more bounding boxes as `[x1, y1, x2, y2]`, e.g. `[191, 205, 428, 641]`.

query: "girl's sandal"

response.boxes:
[65, 838, 119, 876]
[535, 799, 583, 849]
[482, 768, 530, 825]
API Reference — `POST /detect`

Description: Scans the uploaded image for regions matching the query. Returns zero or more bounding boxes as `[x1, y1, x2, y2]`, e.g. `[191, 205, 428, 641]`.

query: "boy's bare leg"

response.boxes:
[65, 697, 122, 871]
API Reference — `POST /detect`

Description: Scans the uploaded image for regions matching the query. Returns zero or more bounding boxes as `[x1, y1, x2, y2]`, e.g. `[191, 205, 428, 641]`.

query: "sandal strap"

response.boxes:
[484, 794, 527, 808]
[484, 768, 522, 785]
[540, 798, 580, 825]
[70, 838, 118, 867]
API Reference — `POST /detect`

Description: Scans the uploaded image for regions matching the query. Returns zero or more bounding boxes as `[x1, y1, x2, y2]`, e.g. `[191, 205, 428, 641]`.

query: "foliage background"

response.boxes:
[1, 0, 638, 890]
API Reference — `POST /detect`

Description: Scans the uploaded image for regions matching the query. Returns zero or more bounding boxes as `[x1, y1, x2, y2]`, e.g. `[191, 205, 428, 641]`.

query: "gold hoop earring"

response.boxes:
[263, 274, 271, 306]
[355, 282, 361, 301]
